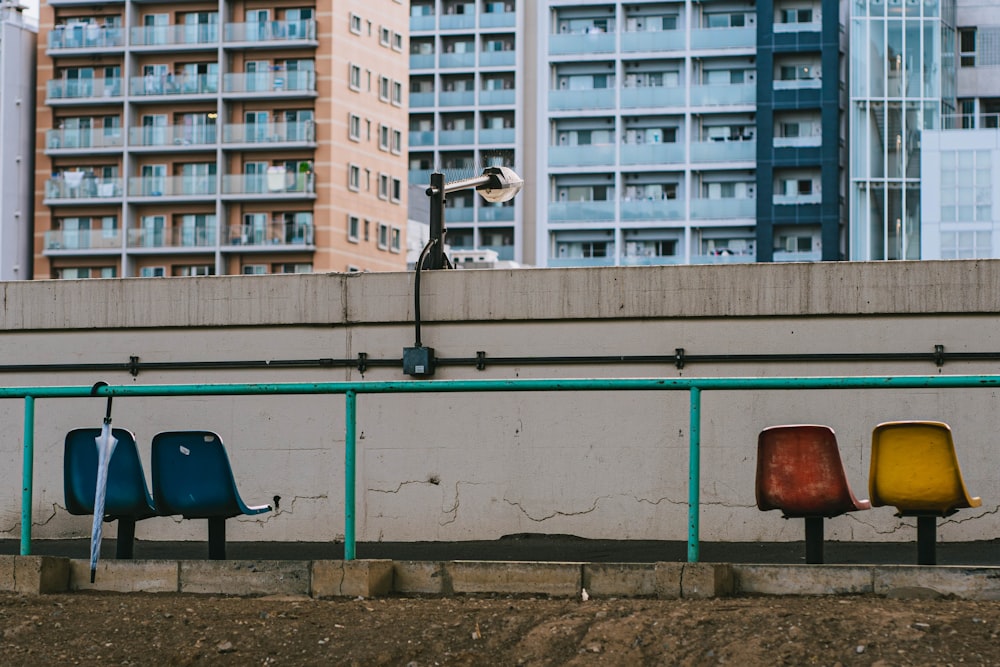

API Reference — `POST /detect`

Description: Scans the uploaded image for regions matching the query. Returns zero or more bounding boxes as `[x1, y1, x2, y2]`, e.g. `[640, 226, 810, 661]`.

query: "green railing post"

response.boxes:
[20, 396, 35, 556]
[687, 386, 701, 563]
[344, 390, 357, 561]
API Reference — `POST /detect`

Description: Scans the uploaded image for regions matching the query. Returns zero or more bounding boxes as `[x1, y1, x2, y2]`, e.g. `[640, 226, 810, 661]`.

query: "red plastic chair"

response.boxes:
[756, 424, 871, 563]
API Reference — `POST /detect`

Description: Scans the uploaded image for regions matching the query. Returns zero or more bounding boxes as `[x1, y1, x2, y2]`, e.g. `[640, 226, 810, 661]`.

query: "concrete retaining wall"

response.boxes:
[0, 262, 998, 546]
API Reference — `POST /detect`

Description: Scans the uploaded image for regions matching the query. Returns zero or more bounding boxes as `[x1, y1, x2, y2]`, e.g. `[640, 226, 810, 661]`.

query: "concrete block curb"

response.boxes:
[682, 562, 734, 598]
[735, 565, 874, 596]
[394, 561, 448, 595]
[69, 559, 179, 593]
[449, 561, 582, 597]
[180, 560, 310, 596]
[873, 566, 1000, 601]
[0, 555, 69, 594]
[311, 559, 394, 598]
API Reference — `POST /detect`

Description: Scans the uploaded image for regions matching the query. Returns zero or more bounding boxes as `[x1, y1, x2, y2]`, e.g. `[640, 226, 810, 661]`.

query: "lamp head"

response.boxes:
[477, 166, 523, 203]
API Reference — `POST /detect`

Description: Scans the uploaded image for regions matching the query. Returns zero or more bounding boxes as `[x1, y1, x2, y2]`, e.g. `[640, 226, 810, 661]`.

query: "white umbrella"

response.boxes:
[89, 384, 118, 583]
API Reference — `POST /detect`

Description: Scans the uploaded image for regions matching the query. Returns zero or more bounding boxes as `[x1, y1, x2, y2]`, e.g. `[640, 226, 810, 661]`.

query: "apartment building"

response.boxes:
[408, 0, 846, 267]
[0, 1, 35, 280]
[34, 0, 409, 279]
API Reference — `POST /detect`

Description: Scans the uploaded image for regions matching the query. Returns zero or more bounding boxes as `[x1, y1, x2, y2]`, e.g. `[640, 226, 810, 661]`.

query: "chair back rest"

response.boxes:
[63, 427, 157, 519]
[151, 431, 242, 518]
[756, 424, 868, 517]
[869, 420, 981, 515]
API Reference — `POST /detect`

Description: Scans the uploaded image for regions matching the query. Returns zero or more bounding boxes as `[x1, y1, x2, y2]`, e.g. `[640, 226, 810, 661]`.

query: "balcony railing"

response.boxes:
[438, 129, 475, 145]
[690, 141, 755, 162]
[409, 169, 435, 185]
[774, 78, 822, 90]
[222, 121, 315, 145]
[620, 199, 685, 221]
[223, 71, 316, 94]
[549, 32, 616, 55]
[549, 88, 615, 111]
[621, 254, 683, 266]
[621, 30, 685, 53]
[409, 130, 435, 147]
[689, 198, 755, 219]
[773, 193, 822, 205]
[130, 24, 218, 47]
[478, 128, 515, 144]
[620, 143, 685, 165]
[46, 128, 124, 151]
[689, 251, 756, 264]
[480, 12, 516, 29]
[440, 14, 475, 30]
[774, 21, 822, 33]
[773, 249, 822, 261]
[130, 74, 217, 97]
[410, 54, 436, 69]
[410, 91, 436, 107]
[479, 89, 515, 106]
[548, 144, 615, 167]
[410, 15, 436, 31]
[48, 25, 124, 50]
[774, 135, 822, 148]
[443, 206, 474, 222]
[548, 200, 617, 222]
[621, 86, 685, 109]
[47, 78, 123, 101]
[44, 176, 123, 200]
[689, 83, 755, 106]
[128, 176, 218, 197]
[223, 224, 314, 247]
[224, 20, 317, 43]
[222, 172, 315, 196]
[548, 256, 616, 268]
[44, 229, 122, 251]
[690, 26, 756, 50]
[439, 52, 476, 68]
[129, 125, 216, 148]
[127, 226, 217, 249]
[439, 90, 476, 107]
[477, 205, 515, 222]
[479, 51, 515, 67]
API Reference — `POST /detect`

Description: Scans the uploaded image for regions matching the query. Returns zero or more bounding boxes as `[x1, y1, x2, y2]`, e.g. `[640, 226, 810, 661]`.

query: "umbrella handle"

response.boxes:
[91, 381, 113, 424]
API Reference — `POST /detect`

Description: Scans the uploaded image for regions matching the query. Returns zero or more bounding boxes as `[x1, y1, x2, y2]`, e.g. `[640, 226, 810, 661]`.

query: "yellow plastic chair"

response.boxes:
[869, 421, 982, 565]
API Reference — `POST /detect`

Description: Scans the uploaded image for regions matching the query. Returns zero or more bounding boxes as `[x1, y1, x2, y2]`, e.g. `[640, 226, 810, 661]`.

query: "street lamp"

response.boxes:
[421, 166, 523, 270]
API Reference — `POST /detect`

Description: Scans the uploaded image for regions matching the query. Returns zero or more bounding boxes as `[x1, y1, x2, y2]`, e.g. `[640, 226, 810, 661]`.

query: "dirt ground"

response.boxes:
[2, 592, 999, 666]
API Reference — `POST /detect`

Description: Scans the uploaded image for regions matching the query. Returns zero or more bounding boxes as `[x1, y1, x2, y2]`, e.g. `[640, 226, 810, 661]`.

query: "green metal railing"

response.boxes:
[9, 374, 1000, 561]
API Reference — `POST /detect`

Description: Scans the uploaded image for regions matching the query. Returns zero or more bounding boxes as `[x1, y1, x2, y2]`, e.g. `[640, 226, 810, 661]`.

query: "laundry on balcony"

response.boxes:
[266, 166, 288, 192]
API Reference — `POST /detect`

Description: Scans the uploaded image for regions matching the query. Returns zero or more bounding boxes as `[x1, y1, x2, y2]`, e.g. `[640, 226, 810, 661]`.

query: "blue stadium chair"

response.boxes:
[151, 431, 271, 559]
[64, 427, 158, 559]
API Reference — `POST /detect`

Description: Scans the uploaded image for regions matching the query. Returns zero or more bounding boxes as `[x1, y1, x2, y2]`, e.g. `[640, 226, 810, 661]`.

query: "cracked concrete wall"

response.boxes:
[0, 262, 999, 544]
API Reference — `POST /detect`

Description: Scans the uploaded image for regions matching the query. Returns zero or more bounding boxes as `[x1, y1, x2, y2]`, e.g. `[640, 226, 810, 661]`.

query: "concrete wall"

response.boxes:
[1, 261, 999, 546]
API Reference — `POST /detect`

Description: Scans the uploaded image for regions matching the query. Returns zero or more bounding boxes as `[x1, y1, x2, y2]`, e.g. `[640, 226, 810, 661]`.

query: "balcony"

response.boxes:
[443, 207, 474, 223]
[479, 89, 515, 106]
[774, 21, 822, 34]
[44, 229, 122, 252]
[410, 91, 436, 108]
[129, 125, 216, 149]
[620, 199, 684, 221]
[223, 71, 316, 97]
[223, 224, 314, 247]
[439, 90, 476, 107]
[477, 206, 515, 222]
[689, 83, 755, 107]
[410, 130, 435, 147]
[549, 88, 615, 111]
[774, 78, 822, 90]
[773, 135, 822, 148]
[223, 20, 317, 46]
[621, 30, 685, 53]
[620, 143, 684, 165]
[46, 128, 124, 153]
[128, 176, 218, 199]
[438, 129, 475, 145]
[439, 52, 477, 68]
[46, 78, 123, 104]
[690, 141, 755, 163]
[410, 54, 436, 69]
[127, 226, 217, 249]
[44, 176, 123, 203]
[621, 253, 683, 266]
[409, 169, 434, 185]
[410, 15, 436, 31]
[689, 198, 755, 219]
[129, 74, 217, 99]
[130, 24, 218, 49]
[440, 14, 475, 30]
[548, 256, 616, 268]
[481, 12, 516, 29]
[773, 193, 822, 205]
[690, 26, 756, 50]
[549, 32, 615, 56]
[48, 25, 124, 53]
[548, 200, 616, 222]
[479, 51, 515, 67]
[621, 86, 685, 110]
[773, 249, 822, 262]
[478, 127, 515, 144]
[548, 144, 615, 167]
[222, 121, 316, 147]
[689, 251, 756, 264]
[221, 172, 316, 198]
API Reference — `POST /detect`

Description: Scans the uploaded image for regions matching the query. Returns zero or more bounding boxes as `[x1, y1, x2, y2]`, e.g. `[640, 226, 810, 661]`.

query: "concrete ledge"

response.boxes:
[311, 560, 394, 598]
[682, 563, 734, 599]
[68, 559, 179, 593]
[735, 565, 874, 596]
[0, 556, 69, 594]
[448, 561, 582, 597]
[180, 560, 310, 596]
[394, 561, 448, 595]
[873, 566, 1000, 601]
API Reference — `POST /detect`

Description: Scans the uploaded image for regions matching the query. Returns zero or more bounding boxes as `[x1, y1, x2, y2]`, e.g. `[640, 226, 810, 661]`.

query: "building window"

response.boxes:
[390, 227, 401, 252]
[364, 219, 370, 241]
[780, 8, 813, 24]
[960, 28, 977, 68]
[349, 64, 362, 90]
[274, 263, 312, 273]
[378, 76, 390, 101]
[391, 129, 402, 154]
[391, 177, 402, 203]
[379, 124, 390, 150]
[392, 80, 403, 106]
[348, 214, 360, 242]
[377, 223, 389, 249]
[378, 173, 390, 199]
[348, 114, 361, 141]
[175, 265, 214, 276]
[940, 149, 992, 224]
[139, 266, 165, 278]
[379, 26, 390, 46]
[243, 264, 268, 274]
[58, 267, 116, 279]
[392, 32, 403, 52]
[348, 164, 361, 190]
[350, 13, 362, 35]
[583, 242, 608, 258]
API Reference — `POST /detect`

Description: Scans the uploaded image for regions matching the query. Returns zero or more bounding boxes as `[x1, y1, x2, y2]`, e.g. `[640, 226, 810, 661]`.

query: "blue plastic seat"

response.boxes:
[151, 430, 271, 559]
[64, 427, 157, 559]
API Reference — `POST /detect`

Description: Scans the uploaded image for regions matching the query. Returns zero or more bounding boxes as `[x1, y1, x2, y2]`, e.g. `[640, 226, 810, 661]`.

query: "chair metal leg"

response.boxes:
[208, 517, 226, 560]
[115, 518, 136, 559]
[917, 515, 937, 565]
[804, 516, 824, 564]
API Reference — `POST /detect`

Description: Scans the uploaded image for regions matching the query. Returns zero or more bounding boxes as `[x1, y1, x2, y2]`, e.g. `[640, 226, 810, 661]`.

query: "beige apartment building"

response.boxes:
[34, 0, 409, 279]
